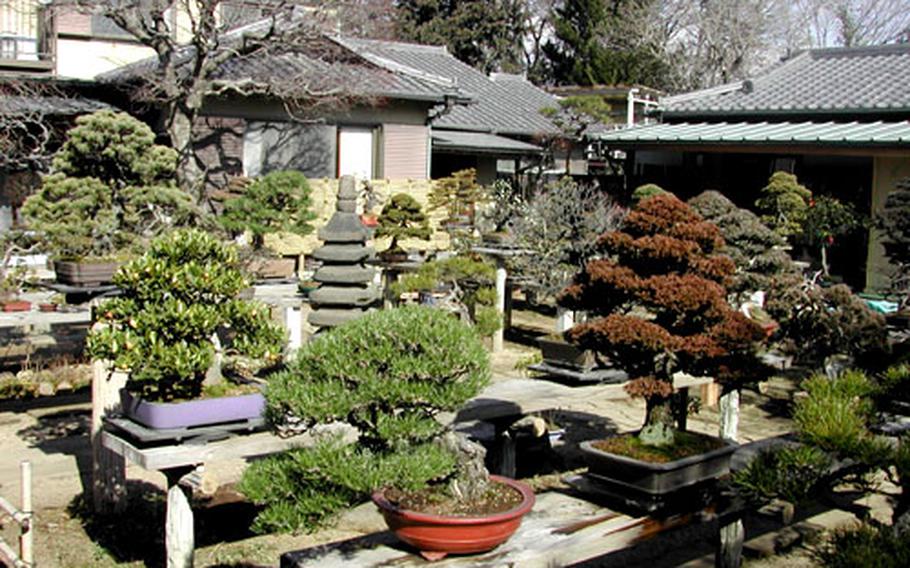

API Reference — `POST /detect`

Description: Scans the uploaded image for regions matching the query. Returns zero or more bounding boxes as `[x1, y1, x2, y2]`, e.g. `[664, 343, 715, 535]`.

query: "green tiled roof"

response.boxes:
[431, 130, 542, 155]
[596, 121, 910, 146]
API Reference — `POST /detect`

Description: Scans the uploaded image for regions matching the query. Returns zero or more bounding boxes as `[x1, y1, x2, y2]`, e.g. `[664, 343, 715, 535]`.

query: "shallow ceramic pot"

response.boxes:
[372, 475, 535, 560]
[536, 336, 598, 371]
[120, 389, 265, 429]
[580, 436, 737, 496]
[53, 260, 119, 287]
[2, 300, 31, 312]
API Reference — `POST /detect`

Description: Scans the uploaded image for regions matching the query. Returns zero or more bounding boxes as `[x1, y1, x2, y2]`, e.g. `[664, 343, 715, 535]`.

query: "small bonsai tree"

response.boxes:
[86, 229, 285, 401]
[374, 193, 432, 254]
[558, 194, 766, 446]
[801, 195, 863, 277]
[429, 169, 487, 235]
[877, 177, 910, 307]
[392, 256, 501, 337]
[508, 177, 626, 300]
[239, 306, 491, 533]
[755, 171, 812, 240]
[21, 110, 196, 260]
[218, 170, 316, 251]
[632, 183, 668, 205]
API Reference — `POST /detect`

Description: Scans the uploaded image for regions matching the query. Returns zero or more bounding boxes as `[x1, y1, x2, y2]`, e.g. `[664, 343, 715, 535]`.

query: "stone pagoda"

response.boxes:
[308, 176, 379, 328]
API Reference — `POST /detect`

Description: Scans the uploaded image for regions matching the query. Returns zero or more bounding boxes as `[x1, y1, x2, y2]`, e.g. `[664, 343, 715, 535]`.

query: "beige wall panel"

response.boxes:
[867, 155, 910, 291]
[382, 124, 428, 180]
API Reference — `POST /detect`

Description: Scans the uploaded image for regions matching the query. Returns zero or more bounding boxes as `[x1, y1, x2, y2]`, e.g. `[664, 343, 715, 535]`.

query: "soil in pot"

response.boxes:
[383, 481, 523, 517]
[593, 431, 727, 464]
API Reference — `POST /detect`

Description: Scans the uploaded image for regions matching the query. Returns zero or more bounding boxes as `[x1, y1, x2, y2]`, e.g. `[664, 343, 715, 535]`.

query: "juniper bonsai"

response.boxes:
[21, 110, 196, 260]
[240, 306, 491, 533]
[877, 177, 910, 306]
[558, 194, 766, 446]
[86, 229, 285, 401]
[755, 171, 812, 240]
[374, 192, 432, 254]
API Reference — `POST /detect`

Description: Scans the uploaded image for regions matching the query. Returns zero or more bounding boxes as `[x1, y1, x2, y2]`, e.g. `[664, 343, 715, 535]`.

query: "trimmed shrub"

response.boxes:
[241, 306, 491, 533]
[86, 229, 285, 401]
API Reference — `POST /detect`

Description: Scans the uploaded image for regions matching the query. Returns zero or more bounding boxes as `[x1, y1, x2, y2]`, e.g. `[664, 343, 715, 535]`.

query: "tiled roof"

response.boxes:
[0, 94, 109, 115]
[98, 35, 464, 105]
[431, 130, 542, 155]
[663, 44, 910, 118]
[595, 120, 910, 147]
[338, 38, 561, 136]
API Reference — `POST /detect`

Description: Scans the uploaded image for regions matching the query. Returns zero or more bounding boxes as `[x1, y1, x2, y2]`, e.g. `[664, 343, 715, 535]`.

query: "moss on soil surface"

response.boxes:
[592, 431, 726, 463]
[384, 481, 523, 517]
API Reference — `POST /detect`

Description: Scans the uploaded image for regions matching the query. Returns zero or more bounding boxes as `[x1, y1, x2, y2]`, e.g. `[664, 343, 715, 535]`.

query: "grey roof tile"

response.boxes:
[0, 94, 109, 115]
[664, 44, 910, 118]
[339, 38, 561, 136]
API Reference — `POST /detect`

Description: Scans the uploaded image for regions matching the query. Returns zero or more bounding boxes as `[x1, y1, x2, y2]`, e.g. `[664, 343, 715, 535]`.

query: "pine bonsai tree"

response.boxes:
[86, 229, 285, 401]
[21, 110, 196, 259]
[374, 193, 432, 254]
[558, 194, 765, 446]
[755, 171, 812, 240]
[240, 306, 491, 533]
[429, 168, 487, 232]
[877, 177, 910, 306]
[218, 170, 316, 251]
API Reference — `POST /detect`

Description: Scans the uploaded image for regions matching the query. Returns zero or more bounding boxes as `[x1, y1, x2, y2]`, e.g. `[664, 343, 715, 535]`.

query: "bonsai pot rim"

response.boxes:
[372, 475, 535, 525]
[120, 388, 265, 430]
[371, 475, 535, 558]
[580, 435, 737, 472]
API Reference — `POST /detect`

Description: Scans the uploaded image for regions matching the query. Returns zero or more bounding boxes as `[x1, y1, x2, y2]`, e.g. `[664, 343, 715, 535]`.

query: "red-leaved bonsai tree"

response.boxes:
[558, 194, 766, 446]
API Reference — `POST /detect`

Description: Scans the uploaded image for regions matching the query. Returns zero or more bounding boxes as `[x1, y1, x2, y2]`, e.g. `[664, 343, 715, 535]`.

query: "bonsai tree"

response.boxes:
[374, 193, 432, 255]
[218, 170, 316, 251]
[239, 306, 492, 533]
[800, 195, 863, 278]
[877, 177, 910, 307]
[392, 256, 501, 337]
[86, 229, 285, 401]
[689, 190, 797, 299]
[558, 194, 766, 446]
[631, 183, 668, 205]
[429, 169, 487, 236]
[508, 177, 626, 301]
[21, 110, 196, 260]
[755, 171, 812, 240]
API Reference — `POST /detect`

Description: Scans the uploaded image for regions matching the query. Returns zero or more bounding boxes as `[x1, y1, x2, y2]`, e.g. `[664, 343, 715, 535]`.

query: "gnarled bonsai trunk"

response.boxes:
[437, 431, 491, 502]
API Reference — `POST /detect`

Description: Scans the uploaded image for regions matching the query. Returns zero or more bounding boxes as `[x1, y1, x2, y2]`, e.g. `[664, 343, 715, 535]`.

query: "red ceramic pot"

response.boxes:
[372, 475, 535, 561]
[2, 300, 31, 312]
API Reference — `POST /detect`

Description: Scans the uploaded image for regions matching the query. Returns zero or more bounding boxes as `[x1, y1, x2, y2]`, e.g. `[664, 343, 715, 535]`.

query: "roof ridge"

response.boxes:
[340, 36, 449, 54]
[331, 36, 457, 89]
[805, 43, 910, 58]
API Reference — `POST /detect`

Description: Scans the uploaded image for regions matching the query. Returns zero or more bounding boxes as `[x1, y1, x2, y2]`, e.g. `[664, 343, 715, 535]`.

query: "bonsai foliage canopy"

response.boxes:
[87, 229, 285, 402]
[241, 305, 491, 533]
[558, 193, 766, 445]
[878, 177, 910, 306]
[219, 170, 316, 250]
[374, 192, 432, 253]
[755, 171, 812, 239]
[21, 110, 196, 260]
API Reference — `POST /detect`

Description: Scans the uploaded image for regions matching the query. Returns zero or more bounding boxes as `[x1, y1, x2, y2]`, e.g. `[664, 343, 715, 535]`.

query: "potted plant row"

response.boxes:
[86, 229, 286, 429]
[240, 306, 534, 559]
[558, 193, 768, 499]
[22, 110, 197, 287]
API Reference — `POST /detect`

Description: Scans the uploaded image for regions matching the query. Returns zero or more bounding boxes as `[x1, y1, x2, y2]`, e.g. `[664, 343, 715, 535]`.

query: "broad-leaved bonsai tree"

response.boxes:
[558, 194, 766, 447]
[240, 306, 492, 533]
[374, 192, 432, 255]
[218, 170, 316, 252]
[87, 229, 285, 401]
[21, 110, 196, 260]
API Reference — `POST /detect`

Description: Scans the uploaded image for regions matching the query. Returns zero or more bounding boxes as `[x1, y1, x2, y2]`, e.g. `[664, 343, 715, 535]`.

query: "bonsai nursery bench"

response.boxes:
[280, 489, 733, 568]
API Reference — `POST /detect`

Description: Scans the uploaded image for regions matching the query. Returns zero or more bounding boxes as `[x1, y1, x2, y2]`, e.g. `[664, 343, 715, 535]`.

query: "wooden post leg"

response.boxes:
[91, 360, 127, 514]
[719, 388, 740, 443]
[164, 467, 196, 568]
[716, 518, 744, 568]
[493, 261, 507, 353]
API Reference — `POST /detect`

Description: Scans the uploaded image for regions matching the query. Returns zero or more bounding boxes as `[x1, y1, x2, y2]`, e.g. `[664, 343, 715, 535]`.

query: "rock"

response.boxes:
[37, 381, 55, 396]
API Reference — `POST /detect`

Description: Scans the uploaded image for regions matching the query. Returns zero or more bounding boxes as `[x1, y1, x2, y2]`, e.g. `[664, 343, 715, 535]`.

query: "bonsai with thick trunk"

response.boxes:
[558, 194, 765, 446]
[240, 306, 494, 533]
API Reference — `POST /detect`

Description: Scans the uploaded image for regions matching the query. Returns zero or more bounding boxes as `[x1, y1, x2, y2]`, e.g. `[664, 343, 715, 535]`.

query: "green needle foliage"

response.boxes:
[241, 306, 491, 533]
[374, 193, 432, 253]
[22, 110, 196, 259]
[86, 230, 285, 401]
[755, 171, 812, 240]
[219, 170, 316, 249]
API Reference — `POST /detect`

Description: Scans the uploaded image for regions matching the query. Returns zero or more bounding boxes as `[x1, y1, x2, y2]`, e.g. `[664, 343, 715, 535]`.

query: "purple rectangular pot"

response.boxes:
[120, 389, 265, 429]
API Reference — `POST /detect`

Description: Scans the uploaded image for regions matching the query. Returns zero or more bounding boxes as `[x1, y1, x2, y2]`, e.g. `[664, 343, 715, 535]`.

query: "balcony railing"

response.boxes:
[0, 0, 53, 69]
